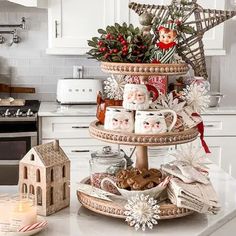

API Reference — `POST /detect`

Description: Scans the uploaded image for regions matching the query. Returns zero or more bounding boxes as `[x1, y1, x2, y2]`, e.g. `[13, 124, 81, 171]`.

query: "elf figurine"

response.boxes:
[152, 21, 178, 64]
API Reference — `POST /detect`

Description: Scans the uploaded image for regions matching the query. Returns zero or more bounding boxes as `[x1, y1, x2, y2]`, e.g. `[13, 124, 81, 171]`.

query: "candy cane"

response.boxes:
[159, 176, 171, 187]
[18, 221, 47, 232]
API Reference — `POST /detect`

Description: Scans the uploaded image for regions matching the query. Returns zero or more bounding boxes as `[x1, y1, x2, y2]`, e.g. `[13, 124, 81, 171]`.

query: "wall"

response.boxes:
[0, 1, 106, 101]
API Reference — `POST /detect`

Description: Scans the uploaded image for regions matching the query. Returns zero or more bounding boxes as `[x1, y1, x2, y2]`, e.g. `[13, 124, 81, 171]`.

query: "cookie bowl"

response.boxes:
[101, 177, 169, 199]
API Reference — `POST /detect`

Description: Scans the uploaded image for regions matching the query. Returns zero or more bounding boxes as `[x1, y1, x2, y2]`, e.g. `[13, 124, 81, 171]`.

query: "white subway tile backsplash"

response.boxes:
[0, 1, 104, 101]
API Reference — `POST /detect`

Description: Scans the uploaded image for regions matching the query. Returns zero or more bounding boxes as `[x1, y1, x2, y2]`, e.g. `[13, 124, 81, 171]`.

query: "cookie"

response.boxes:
[127, 169, 162, 190]
[116, 168, 162, 191]
[116, 169, 139, 189]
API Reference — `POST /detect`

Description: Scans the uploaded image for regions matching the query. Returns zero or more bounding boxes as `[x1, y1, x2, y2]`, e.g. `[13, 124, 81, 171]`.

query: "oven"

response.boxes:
[0, 100, 40, 185]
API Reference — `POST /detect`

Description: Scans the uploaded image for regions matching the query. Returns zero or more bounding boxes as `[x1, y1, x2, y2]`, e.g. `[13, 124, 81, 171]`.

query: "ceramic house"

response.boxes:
[19, 140, 70, 216]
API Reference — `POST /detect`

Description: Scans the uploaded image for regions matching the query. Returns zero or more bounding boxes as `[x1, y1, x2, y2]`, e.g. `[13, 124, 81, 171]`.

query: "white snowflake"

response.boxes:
[182, 83, 210, 114]
[104, 75, 127, 100]
[171, 143, 209, 172]
[124, 194, 160, 231]
[151, 92, 186, 113]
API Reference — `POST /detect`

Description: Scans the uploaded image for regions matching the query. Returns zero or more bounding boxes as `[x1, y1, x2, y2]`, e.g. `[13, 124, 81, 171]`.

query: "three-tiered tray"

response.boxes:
[77, 62, 199, 220]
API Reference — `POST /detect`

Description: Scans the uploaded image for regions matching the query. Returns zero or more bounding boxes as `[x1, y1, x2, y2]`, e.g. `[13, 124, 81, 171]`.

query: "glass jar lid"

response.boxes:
[91, 146, 124, 159]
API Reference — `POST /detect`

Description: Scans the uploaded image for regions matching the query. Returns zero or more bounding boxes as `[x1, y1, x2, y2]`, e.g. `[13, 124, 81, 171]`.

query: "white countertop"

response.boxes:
[38, 102, 97, 117]
[38, 102, 236, 117]
[1, 164, 236, 236]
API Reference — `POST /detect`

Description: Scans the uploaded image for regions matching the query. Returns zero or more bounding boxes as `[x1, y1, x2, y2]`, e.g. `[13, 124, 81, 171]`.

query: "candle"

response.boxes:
[0, 195, 11, 232]
[9, 196, 37, 232]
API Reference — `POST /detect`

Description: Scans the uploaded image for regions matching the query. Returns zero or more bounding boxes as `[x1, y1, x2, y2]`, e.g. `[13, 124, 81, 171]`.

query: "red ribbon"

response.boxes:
[192, 113, 211, 154]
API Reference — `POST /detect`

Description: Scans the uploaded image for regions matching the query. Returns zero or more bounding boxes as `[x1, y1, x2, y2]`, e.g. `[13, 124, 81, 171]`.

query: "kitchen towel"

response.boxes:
[167, 178, 220, 214]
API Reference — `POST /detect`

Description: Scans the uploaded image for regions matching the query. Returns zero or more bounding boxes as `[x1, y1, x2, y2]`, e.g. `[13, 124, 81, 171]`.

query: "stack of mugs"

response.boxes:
[104, 84, 177, 135]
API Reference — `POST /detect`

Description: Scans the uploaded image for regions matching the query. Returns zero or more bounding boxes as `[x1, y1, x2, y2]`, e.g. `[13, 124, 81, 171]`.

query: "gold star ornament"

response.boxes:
[129, 0, 236, 79]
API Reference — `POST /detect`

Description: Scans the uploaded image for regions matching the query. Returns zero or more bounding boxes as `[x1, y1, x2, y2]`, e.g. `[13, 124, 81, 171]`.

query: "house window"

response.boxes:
[36, 169, 41, 182]
[63, 183, 66, 200]
[36, 187, 42, 206]
[29, 185, 35, 195]
[50, 187, 54, 206]
[50, 169, 54, 182]
[30, 154, 35, 161]
[22, 183, 27, 194]
[62, 165, 66, 178]
[24, 166, 28, 179]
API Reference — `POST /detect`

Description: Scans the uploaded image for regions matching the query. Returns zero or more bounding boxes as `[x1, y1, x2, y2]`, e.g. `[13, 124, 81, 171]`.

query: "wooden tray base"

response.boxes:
[77, 180, 194, 220]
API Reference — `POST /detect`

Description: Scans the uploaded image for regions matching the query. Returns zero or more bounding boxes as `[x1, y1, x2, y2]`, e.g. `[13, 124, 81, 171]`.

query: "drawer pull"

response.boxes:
[71, 150, 90, 153]
[72, 126, 89, 129]
[204, 124, 215, 128]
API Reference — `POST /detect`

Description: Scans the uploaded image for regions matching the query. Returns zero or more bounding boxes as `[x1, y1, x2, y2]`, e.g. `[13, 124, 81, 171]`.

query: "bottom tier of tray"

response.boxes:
[77, 180, 194, 220]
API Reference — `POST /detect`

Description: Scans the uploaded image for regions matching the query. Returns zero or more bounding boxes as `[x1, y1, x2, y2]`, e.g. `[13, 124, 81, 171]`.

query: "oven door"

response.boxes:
[0, 132, 37, 185]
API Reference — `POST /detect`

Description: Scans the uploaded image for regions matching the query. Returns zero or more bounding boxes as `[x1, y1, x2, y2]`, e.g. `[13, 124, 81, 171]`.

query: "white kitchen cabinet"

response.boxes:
[202, 114, 236, 178]
[8, 0, 47, 8]
[205, 137, 236, 178]
[128, 0, 226, 56]
[46, 0, 129, 55]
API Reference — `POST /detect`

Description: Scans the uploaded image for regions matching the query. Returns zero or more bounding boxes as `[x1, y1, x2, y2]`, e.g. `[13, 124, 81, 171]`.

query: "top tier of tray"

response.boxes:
[101, 62, 189, 76]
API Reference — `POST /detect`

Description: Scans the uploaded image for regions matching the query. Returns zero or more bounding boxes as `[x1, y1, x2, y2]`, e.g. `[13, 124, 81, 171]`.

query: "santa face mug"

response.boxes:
[135, 109, 177, 134]
[123, 84, 159, 111]
[104, 106, 134, 133]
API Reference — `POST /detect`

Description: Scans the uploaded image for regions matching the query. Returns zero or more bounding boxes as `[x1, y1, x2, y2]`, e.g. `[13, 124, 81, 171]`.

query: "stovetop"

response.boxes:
[0, 100, 40, 119]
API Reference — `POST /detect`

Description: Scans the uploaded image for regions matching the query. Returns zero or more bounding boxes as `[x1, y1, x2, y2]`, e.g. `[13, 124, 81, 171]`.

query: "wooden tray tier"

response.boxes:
[101, 62, 189, 76]
[89, 121, 199, 147]
[77, 180, 194, 220]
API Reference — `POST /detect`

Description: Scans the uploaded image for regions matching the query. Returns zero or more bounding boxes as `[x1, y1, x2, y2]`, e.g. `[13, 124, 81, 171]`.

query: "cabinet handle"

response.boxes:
[55, 20, 59, 38]
[71, 150, 90, 153]
[71, 126, 89, 129]
[204, 124, 215, 128]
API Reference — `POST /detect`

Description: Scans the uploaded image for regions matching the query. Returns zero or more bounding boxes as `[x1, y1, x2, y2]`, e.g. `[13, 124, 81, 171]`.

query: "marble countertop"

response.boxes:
[38, 102, 97, 117]
[38, 102, 236, 117]
[1, 164, 236, 236]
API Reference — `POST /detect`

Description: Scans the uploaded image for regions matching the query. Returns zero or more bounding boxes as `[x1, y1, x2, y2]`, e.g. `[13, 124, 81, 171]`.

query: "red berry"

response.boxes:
[99, 47, 107, 52]
[113, 49, 118, 53]
[106, 33, 111, 39]
[121, 40, 127, 45]
[98, 41, 103, 46]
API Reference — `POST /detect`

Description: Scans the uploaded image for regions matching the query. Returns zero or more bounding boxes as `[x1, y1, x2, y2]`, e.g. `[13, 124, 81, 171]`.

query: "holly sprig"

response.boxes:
[87, 23, 154, 63]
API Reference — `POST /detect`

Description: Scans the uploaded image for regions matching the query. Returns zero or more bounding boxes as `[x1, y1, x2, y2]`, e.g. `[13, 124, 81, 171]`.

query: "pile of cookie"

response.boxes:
[116, 168, 163, 191]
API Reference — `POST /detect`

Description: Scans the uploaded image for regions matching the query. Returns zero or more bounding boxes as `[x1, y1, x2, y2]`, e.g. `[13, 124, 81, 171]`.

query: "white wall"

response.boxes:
[0, 1, 106, 101]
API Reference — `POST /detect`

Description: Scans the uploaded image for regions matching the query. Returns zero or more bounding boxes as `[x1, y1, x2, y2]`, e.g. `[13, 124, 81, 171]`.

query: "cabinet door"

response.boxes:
[129, 0, 225, 55]
[47, 0, 129, 55]
[205, 137, 236, 178]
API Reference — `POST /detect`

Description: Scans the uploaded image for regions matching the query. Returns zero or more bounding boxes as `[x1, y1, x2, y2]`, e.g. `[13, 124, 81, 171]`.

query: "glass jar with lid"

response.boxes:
[90, 146, 127, 192]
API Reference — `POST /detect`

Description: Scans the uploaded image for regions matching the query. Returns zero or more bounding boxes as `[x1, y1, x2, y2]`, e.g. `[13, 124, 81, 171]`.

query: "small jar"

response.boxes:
[90, 146, 127, 193]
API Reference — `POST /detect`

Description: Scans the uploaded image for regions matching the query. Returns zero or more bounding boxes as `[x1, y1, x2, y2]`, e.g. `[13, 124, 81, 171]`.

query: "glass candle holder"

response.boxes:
[0, 194, 11, 232]
[9, 194, 37, 232]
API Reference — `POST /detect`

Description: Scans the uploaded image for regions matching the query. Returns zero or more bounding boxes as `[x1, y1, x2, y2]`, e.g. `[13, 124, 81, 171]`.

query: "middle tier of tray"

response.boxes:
[89, 121, 199, 147]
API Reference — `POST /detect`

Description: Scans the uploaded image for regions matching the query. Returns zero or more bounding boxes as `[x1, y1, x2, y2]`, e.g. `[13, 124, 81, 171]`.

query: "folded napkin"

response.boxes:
[167, 178, 220, 214]
[162, 161, 209, 185]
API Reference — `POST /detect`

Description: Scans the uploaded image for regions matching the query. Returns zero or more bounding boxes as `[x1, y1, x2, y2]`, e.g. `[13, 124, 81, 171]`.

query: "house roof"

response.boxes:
[34, 141, 70, 167]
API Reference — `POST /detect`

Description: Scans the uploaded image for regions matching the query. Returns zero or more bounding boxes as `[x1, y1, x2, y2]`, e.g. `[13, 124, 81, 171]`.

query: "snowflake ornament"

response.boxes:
[171, 142, 210, 173]
[124, 194, 160, 231]
[104, 75, 127, 100]
[182, 83, 210, 114]
[151, 92, 186, 113]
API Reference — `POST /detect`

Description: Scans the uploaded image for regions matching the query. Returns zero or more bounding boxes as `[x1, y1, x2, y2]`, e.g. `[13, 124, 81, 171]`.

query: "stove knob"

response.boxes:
[26, 109, 34, 117]
[4, 109, 11, 117]
[16, 109, 23, 117]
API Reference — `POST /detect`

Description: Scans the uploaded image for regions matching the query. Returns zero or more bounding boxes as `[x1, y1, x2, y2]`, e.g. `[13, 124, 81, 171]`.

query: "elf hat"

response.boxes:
[158, 21, 179, 32]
